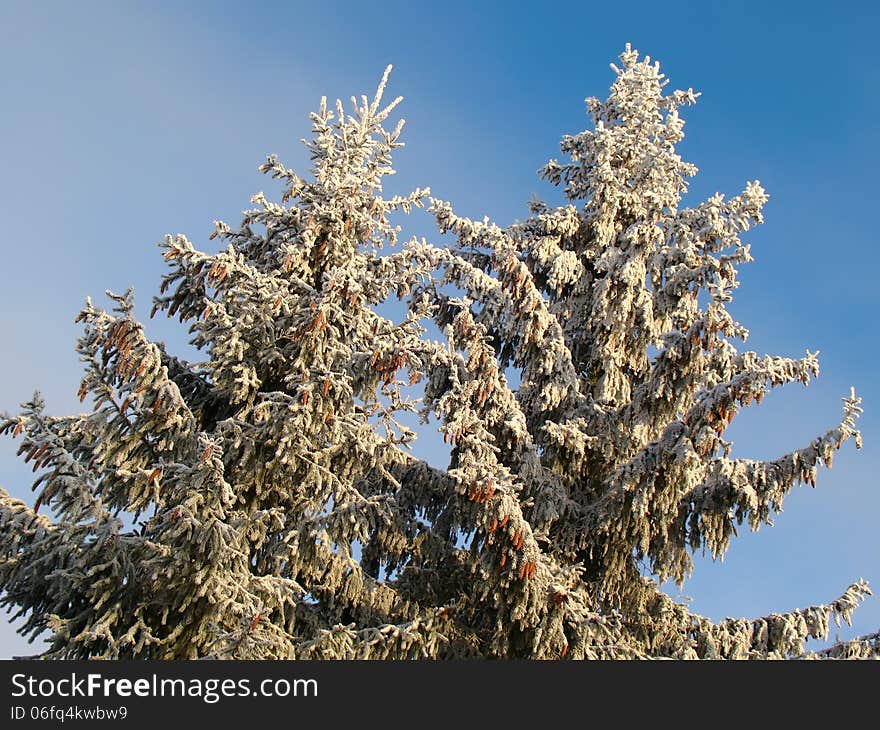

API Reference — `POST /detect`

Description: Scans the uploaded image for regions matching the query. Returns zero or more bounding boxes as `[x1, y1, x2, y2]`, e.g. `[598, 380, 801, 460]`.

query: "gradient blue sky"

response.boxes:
[1, 1, 877, 658]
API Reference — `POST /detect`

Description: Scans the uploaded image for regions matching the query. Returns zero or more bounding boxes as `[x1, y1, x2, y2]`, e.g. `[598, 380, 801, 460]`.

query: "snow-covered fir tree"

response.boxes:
[1, 47, 877, 659]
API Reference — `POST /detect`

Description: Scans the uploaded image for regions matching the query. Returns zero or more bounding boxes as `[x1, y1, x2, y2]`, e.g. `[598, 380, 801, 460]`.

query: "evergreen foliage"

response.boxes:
[1, 46, 875, 659]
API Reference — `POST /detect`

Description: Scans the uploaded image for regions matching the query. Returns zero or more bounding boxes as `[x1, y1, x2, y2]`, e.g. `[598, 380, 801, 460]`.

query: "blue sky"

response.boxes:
[0, 1, 877, 657]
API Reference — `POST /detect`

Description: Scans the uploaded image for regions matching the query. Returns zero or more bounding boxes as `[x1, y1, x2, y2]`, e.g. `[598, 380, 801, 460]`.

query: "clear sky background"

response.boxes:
[0, 0, 877, 658]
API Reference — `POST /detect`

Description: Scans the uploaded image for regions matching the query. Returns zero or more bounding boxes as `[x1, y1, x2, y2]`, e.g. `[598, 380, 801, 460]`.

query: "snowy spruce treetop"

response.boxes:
[1, 46, 876, 659]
